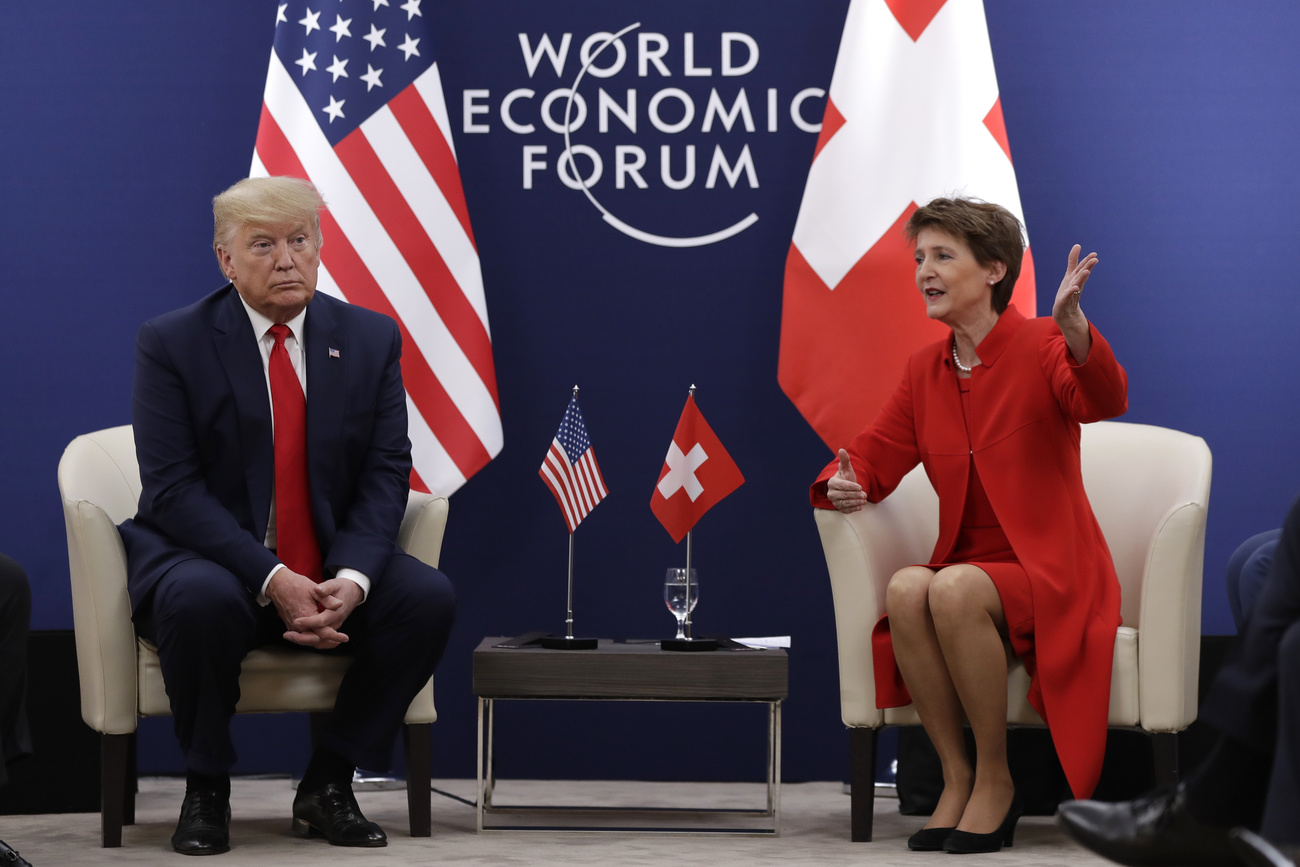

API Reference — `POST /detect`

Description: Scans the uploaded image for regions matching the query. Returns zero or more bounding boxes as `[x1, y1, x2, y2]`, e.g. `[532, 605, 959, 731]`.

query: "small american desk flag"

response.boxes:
[539, 394, 608, 533]
[250, 0, 501, 496]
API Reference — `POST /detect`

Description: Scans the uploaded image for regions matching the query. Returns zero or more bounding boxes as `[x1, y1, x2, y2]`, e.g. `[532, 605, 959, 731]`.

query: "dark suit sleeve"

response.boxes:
[132, 320, 281, 592]
[322, 320, 411, 582]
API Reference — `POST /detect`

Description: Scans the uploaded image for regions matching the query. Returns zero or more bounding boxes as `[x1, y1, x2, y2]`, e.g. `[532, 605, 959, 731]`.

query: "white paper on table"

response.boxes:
[733, 636, 791, 649]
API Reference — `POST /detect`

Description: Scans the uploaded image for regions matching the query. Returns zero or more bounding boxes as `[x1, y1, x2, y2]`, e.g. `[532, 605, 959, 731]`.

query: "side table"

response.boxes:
[472, 637, 789, 834]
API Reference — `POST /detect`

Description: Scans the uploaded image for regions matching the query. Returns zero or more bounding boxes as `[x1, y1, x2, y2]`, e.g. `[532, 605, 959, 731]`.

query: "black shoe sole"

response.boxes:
[291, 817, 387, 847]
[172, 843, 231, 856]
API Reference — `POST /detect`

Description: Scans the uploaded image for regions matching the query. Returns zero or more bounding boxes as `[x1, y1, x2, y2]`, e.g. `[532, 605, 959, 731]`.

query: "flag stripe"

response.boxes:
[257, 56, 500, 442]
[574, 458, 596, 507]
[414, 63, 458, 162]
[389, 84, 477, 252]
[541, 446, 581, 530]
[327, 268, 472, 495]
[569, 453, 595, 513]
[539, 467, 577, 531]
[334, 126, 500, 410]
[364, 104, 489, 334]
[578, 453, 606, 499]
[253, 103, 492, 481]
[318, 204, 494, 476]
[578, 454, 605, 511]
[404, 392, 465, 494]
[253, 43, 501, 496]
[314, 258, 470, 494]
[250, 93, 493, 475]
[549, 446, 589, 517]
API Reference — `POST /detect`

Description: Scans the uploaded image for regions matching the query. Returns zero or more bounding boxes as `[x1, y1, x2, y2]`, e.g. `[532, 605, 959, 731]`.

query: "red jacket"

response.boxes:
[812, 307, 1128, 798]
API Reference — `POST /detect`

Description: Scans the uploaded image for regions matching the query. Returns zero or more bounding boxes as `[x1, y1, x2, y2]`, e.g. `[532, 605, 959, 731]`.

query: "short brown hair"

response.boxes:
[905, 197, 1024, 314]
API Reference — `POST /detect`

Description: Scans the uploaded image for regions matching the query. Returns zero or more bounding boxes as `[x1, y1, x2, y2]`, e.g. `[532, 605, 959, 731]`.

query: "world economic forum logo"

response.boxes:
[462, 22, 825, 247]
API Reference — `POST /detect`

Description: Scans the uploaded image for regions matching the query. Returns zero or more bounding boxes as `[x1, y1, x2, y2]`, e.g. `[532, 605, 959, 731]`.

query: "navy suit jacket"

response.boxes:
[119, 285, 412, 614]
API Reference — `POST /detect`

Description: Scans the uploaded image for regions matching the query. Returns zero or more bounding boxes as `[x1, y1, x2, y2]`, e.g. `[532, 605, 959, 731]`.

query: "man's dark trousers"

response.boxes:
[136, 551, 453, 775]
[1200, 493, 1300, 844]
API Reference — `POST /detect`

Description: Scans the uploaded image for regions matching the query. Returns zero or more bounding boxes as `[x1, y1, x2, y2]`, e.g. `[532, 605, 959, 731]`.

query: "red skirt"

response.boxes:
[871, 519, 1040, 711]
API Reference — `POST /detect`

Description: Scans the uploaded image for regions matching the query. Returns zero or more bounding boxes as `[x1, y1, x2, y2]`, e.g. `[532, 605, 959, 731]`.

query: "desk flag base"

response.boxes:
[539, 635, 598, 650]
[660, 637, 718, 652]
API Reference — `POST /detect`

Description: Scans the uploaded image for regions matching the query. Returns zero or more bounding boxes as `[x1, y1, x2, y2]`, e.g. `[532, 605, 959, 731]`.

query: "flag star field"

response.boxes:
[277, 1, 429, 145]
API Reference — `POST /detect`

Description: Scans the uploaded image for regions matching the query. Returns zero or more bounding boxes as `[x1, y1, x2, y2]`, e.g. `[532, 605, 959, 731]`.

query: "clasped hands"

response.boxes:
[266, 568, 362, 650]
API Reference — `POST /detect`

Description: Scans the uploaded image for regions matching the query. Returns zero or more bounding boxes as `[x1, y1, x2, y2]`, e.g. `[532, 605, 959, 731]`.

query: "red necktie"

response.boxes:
[269, 324, 322, 582]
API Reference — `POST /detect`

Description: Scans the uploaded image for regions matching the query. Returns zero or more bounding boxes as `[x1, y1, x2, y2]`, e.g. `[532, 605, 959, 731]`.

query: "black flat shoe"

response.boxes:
[170, 788, 231, 856]
[944, 794, 1021, 854]
[908, 826, 956, 851]
[0, 838, 32, 866]
[291, 782, 387, 847]
[1056, 783, 1238, 866]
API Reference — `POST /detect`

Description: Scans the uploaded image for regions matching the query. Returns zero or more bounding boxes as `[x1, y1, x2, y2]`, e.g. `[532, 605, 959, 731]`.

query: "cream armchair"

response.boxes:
[814, 420, 1212, 841]
[58, 425, 449, 847]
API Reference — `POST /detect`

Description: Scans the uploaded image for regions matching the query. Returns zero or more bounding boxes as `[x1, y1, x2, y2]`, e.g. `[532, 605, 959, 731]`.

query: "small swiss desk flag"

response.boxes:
[650, 395, 744, 544]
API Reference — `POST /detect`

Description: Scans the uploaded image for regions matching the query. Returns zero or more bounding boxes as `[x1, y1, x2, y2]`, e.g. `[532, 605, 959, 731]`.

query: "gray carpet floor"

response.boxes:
[1, 777, 1114, 866]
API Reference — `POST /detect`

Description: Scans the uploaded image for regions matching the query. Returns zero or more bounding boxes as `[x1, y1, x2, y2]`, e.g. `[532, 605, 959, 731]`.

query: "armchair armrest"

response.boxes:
[1137, 499, 1208, 731]
[62, 498, 139, 735]
[815, 464, 938, 728]
[398, 491, 449, 569]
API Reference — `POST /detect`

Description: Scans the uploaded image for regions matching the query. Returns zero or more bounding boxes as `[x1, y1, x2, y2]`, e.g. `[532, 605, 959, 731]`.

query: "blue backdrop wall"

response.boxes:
[1, 1, 1298, 783]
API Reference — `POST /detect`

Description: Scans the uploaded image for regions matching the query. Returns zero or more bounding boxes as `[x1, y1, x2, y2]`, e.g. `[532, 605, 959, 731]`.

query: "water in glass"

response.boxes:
[664, 568, 698, 640]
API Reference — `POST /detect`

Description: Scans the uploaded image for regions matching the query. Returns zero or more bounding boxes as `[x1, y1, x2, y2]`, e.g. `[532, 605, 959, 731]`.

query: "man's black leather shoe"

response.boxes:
[0, 838, 32, 866]
[170, 788, 231, 856]
[291, 782, 387, 847]
[1056, 783, 1240, 866]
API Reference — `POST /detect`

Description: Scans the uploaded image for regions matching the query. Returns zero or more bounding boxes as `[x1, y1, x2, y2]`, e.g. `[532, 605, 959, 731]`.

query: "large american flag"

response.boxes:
[251, 0, 501, 495]
[539, 394, 608, 534]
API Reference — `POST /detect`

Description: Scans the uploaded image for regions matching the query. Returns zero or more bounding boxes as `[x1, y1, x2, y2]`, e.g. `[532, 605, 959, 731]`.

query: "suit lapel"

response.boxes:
[212, 287, 274, 541]
[304, 296, 346, 508]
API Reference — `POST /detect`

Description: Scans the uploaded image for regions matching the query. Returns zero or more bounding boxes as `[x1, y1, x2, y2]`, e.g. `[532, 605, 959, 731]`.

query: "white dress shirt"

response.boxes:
[237, 295, 371, 605]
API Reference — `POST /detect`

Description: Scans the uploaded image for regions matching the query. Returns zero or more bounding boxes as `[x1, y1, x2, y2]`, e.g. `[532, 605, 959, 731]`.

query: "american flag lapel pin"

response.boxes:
[329, 347, 341, 359]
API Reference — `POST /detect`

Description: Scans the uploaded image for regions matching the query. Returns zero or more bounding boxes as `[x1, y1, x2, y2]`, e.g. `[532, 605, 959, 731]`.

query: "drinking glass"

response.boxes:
[664, 568, 699, 640]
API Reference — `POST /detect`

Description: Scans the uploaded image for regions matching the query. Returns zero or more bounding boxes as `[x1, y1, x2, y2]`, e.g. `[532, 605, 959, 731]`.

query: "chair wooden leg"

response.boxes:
[101, 733, 130, 847]
[309, 710, 329, 742]
[404, 723, 432, 837]
[124, 732, 137, 826]
[850, 727, 879, 842]
[1152, 731, 1179, 787]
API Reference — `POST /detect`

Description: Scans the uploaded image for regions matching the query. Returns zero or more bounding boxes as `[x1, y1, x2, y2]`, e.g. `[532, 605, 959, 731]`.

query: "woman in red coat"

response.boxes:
[811, 198, 1128, 854]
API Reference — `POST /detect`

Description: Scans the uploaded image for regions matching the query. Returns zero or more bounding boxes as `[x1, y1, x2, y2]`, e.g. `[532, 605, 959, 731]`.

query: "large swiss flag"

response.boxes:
[779, 0, 1036, 451]
[650, 395, 745, 544]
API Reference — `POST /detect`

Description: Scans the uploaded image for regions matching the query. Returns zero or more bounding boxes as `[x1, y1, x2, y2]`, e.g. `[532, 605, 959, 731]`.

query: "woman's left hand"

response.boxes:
[1052, 244, 1097, 364]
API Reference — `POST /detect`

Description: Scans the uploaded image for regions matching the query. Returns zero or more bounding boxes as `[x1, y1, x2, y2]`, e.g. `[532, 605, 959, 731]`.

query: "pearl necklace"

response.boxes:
[952, 342, 972, 374]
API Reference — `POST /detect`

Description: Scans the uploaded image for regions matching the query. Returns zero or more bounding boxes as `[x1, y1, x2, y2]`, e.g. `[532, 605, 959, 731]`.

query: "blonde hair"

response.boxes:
[212, 176, 326, 253]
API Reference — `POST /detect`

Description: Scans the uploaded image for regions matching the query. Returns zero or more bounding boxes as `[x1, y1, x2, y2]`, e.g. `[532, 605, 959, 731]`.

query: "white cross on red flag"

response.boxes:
[650, 395, 745, 544]
[778, 0, 1036, 451]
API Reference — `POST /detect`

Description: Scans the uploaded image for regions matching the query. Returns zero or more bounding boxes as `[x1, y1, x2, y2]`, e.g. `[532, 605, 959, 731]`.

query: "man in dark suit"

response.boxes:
[1057, 491, 1300, 866]
[0, 554, 33, 867]
[119, 176, 455, 856]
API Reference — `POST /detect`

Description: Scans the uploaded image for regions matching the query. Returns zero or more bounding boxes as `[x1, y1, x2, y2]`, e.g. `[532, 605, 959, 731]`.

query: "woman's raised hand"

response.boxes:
[828, 449, 866, 513]
[1052, 244, 1097, 364]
